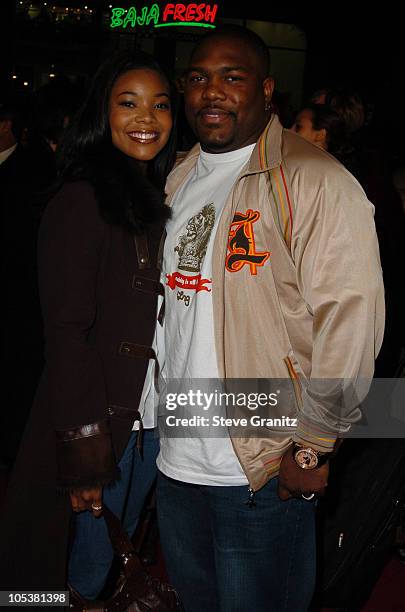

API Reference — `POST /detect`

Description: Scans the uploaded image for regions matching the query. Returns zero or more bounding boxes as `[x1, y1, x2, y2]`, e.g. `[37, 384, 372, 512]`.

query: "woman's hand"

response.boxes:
[69, 486, 103, 517]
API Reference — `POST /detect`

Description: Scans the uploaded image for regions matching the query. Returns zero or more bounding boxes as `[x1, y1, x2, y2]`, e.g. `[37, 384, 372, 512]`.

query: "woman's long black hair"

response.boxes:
[56, 50, 177, 233]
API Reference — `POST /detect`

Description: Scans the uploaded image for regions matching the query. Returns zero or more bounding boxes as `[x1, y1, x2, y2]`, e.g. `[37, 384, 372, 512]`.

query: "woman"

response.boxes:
[0, 51, 176, 597]
[291, 103, 347, 159]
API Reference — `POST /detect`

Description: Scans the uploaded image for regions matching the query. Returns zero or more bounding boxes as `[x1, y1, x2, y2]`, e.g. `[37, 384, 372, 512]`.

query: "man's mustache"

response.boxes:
[196, 106, 236, 118]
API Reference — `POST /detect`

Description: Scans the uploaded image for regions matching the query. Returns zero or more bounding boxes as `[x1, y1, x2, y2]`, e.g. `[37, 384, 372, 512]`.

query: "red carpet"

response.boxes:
[361, 556, 405, 612]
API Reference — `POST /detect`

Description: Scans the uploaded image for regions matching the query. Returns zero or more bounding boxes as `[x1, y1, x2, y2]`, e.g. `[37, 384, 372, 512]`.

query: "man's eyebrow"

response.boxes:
[186, 65, 249, 74]
[221, 66, 249, 73]
[186, 66, 207, 75]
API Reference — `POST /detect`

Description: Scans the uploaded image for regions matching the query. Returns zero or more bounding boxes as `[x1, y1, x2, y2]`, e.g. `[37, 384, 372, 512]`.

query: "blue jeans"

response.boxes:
[68, 429, 159, 599]
[157, 472, 316, 612]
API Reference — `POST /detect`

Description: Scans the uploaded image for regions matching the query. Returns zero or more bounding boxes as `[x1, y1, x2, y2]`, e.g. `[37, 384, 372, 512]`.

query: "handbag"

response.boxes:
[68, 504, 183, 611]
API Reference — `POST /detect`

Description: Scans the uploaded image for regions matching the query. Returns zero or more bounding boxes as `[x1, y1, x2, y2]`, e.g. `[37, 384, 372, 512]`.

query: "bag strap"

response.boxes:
[69, 505, 183, 611]
[101, 504, 144, 578]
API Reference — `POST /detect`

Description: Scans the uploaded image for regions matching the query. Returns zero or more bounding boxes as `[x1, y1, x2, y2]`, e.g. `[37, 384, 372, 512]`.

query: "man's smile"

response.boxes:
[197, 107, 235, 124]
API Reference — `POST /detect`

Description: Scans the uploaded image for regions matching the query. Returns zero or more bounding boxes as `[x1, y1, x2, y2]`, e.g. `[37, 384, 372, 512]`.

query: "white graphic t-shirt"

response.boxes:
[156, 143, 255, 485]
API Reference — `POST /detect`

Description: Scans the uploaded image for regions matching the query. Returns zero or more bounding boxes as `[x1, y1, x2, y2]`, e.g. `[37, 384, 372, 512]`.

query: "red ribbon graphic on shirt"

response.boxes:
[166, 272, 212, 292]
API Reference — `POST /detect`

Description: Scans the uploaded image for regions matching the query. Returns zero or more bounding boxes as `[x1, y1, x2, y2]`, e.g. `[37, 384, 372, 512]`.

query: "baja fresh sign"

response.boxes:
[110, 3, 218, 29]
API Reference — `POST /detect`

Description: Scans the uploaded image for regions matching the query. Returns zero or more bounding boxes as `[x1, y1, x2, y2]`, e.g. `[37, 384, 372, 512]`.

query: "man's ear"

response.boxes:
[263, 77, 275, 107]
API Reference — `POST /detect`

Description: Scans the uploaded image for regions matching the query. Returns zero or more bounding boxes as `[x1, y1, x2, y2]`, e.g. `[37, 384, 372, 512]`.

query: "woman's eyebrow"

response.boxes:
[116, 91, 169, 97]
[117, 90, 138, 96]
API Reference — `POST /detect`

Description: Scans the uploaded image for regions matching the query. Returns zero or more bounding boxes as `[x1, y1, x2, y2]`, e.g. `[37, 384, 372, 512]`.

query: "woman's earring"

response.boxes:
[265, 101, 272, 112]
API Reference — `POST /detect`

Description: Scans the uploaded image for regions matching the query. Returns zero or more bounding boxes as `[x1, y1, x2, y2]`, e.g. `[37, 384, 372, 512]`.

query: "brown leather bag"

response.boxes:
[68, 505, 183, 612]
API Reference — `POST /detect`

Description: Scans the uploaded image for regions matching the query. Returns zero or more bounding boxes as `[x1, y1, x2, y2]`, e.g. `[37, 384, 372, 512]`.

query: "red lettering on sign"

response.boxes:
[185, 3, 196, 20]
[163, 3, 174, 21]
[205, 4, 217, 22]
[173, 3, 186, 20]
[195, 3, 205, 21]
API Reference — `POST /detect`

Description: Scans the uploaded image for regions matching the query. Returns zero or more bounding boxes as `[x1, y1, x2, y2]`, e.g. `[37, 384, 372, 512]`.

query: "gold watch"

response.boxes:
[292, 443, 331, 470]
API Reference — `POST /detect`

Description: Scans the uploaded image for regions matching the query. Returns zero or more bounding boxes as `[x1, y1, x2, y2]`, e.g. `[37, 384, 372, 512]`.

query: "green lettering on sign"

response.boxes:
[137, 6, 148, 25]
[146, 4, 160, 25]
[110, 7, 125, 28]
[124, 6, 137, 27]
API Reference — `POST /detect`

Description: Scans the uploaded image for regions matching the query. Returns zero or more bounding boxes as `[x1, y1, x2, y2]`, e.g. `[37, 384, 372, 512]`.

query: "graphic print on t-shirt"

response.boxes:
[166, 203, 215, 297]
[157, 144, 256, 486]
[226, 209, 271, 275]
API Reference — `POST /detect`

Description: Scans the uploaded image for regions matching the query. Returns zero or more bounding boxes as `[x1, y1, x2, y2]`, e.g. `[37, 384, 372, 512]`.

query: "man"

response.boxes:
[155, 26, 384, 612]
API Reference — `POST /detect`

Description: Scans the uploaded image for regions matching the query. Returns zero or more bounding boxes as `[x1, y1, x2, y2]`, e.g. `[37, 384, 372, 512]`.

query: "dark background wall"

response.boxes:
[2, 2, 404, 162]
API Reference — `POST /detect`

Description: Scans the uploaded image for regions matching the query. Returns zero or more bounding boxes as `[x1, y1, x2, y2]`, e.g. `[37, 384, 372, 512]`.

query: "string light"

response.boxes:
[49, 73, 56, 78]
[23, 82, 29, 86]
[12, 75, 17, 80]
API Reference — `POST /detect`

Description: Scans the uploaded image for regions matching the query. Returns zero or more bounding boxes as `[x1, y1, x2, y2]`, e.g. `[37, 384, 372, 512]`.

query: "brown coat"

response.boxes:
[0, 180, 163, 592]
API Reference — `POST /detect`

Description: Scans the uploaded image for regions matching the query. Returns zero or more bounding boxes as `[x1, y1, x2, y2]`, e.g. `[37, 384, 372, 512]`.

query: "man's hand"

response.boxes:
[278, 446, 329, 501]
[69, 486, 103, 517]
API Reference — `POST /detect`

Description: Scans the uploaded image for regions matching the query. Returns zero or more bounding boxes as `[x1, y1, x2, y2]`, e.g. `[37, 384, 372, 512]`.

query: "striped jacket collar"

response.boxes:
[245, 114, 283, 174]
[166, 114, 283, 200]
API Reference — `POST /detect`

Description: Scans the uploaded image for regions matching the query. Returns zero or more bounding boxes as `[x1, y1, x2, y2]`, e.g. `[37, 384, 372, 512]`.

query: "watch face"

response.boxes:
[295, 448, 319, 469]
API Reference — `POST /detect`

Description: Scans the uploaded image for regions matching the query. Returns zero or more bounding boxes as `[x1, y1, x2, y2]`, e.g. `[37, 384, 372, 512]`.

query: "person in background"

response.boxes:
[1, 102, 44, 468]
[304, 88, 404, 376]
[305, 87, 405, 609]
[310, 87, 365, 134]
[24, 77, 84, 215]
[0, 50, 176, 598]
[1, 84, 83, 468]
[0, 103, 24, 169]
[291, 103, 347, 158]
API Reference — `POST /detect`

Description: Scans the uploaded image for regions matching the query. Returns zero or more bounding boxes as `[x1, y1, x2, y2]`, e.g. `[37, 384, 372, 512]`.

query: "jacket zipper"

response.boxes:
[245, 487, 256, 508]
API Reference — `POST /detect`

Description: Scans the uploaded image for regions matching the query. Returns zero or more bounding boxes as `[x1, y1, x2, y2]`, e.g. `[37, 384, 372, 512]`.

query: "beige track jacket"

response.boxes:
[165, 115, 385, 491]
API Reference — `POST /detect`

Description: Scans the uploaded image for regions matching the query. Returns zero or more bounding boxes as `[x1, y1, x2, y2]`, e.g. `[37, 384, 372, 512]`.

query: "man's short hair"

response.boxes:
[191, 25, 270, 79]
